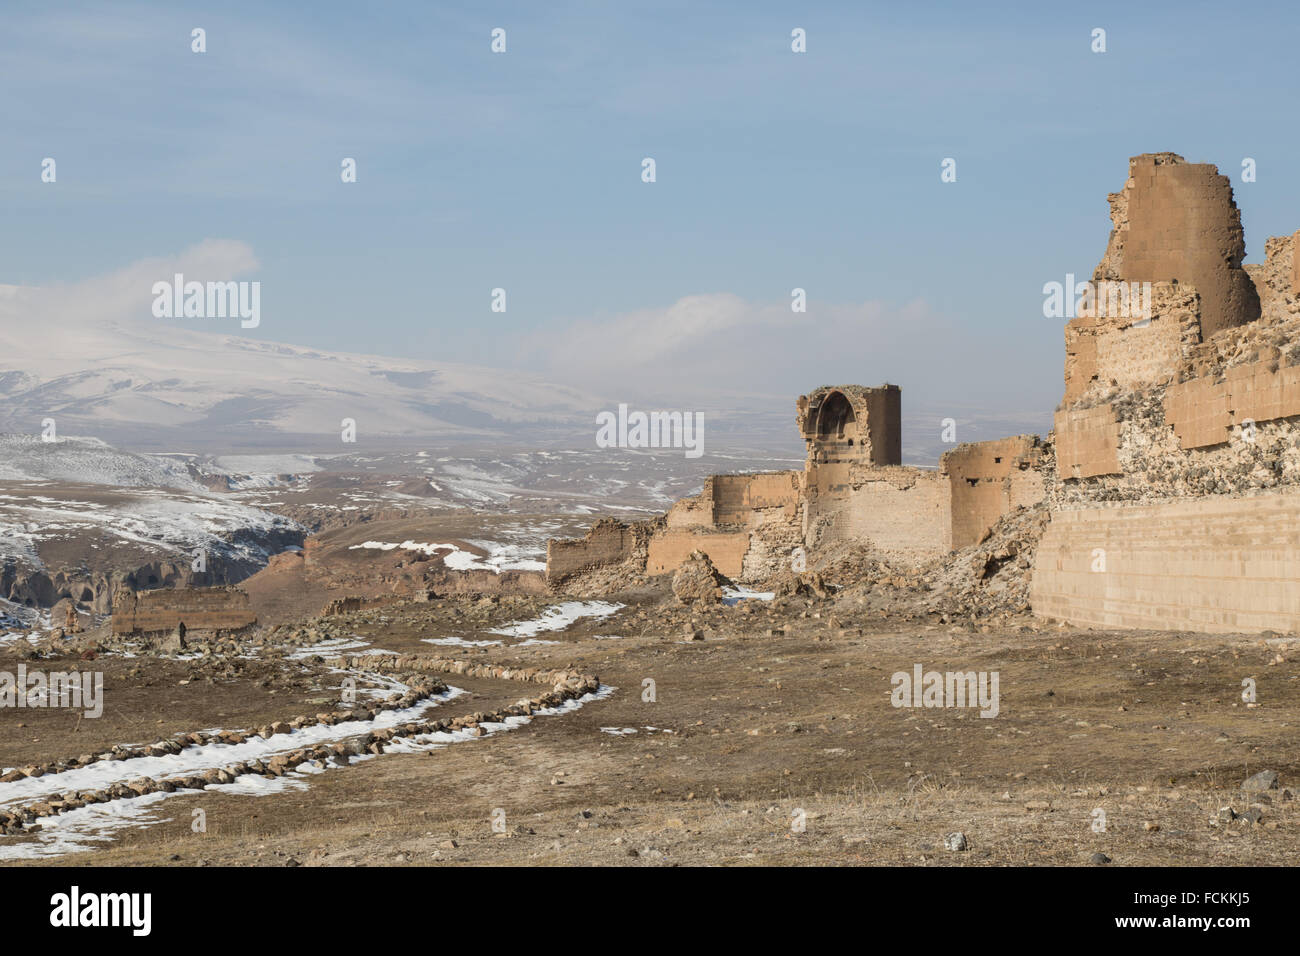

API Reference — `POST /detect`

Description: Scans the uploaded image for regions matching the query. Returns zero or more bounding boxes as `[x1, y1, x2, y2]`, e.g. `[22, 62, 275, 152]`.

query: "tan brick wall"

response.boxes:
[1162, 376, 1230, 448]
[112, 586, 256, 635]
[712, 472, 800, 525]
[1009, 469, 1047, 511]
[1111, 154, 1259, 339]
[664, 492, 715, 529]
[808, 468, 952, 561]
[1054, 405, 1121, 479]
[1062, 289, 1199, 405]
[1163, 359, 1300, 451]
[1032, 494, 1300, 634]
[545, 520, 636, 583]
[646, 530, 750, 578]
[942, 435, 1046, 548]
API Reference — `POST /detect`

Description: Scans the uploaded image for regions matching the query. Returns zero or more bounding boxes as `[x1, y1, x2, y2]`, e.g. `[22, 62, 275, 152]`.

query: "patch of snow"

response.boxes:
[722, 585, 775, 605]
[0, 684, 613, 860]
[487, 601, 624, 639]
[420, 636, 502, 648]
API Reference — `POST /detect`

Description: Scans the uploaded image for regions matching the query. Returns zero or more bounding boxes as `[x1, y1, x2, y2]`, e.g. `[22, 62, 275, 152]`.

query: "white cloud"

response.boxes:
[3, 239, 259, 335]
[527, 292, 964, 403]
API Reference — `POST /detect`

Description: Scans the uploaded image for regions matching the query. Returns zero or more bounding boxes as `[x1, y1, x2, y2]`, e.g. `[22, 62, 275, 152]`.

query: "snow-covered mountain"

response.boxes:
[0, 435, 206, 490]
[0, 275, 600, 451]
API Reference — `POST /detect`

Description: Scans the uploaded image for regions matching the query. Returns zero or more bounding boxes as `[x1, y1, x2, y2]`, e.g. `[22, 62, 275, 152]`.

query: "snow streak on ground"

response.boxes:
[599, 726, 673, 736]
[421, 636, 502, 648]
[0, 689, 466, 811]
[0, 685, 613, 860]
[721, 585, 775, 605]
[487, 601, 624, 639]
[347, 539, 545, 572]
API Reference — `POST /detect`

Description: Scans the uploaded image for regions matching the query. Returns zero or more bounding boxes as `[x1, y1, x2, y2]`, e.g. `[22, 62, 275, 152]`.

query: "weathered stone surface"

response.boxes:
[548, 385, 1049, 586]
[1242, 771, 1280, 793]
[671, 551, 728, 605]
[112, 586, 255, 637]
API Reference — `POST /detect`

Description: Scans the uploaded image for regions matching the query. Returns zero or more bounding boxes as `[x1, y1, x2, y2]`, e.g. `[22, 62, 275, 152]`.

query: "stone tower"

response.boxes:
[1094, 152, 1260, 338]
[796, 384, 901, 467]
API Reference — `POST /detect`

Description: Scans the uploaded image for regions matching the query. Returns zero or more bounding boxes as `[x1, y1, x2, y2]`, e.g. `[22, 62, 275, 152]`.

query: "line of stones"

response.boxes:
[0, 677, 447, 834]
[0, 657, 600, 835]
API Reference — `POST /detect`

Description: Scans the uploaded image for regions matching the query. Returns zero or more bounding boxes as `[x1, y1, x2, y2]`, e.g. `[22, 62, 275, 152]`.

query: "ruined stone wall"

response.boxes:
[546, 475, 801, 585]
[544, 518, 644, 585]
[1062, 283, 1202, 405]
[646, 530, 752, 578]
[650, 472, 802, 579]
[1095, 152, 1259, 339]
[1034, 155, 1300, 634]
[1033, 493, 1300, 633]
[1247, 231, 1300, 323]
[1051, 230, 1300, 508]
[111, 586, 256, 636]
[663, 488, 716, 530]
[711, 472, 801, 525]
[942, 436, 1046, 549]
[1054, 404, 1121, 479]
[426, 568, 550, 595]
[805, 465, 952, 561]
[547, 386, 1046, 583]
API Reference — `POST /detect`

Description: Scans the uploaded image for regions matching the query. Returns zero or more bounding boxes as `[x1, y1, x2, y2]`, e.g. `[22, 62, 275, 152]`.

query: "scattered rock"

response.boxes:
[671, 551, 729, 606]
[1241, 770, 1279, 793]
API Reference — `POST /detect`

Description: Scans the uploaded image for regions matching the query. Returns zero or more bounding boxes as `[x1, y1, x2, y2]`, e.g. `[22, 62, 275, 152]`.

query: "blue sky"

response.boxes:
[3, 0, 1298, 433]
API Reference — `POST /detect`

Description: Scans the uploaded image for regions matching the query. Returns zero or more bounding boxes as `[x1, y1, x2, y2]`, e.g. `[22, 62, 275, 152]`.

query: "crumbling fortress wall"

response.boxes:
[553, 152, 1300, 635]
[650, 472, 802, 579]
[111, 586, 257, 636]
[547, 385, 1047, 586]
[1033, 153, 1300, 633]
[1094, 152, 1259, 339]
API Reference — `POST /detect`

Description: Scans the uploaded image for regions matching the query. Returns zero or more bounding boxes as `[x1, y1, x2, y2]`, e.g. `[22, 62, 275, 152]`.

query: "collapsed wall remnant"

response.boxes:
[1094, 152, 1259, 339]
[943, 436, 1047, 550]
[111, 586, 256, 637]
[545, 517, 661, 586]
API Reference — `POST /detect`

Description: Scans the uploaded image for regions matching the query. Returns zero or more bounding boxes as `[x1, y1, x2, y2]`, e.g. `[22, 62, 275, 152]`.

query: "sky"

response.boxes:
[3, 0, 1300, 445]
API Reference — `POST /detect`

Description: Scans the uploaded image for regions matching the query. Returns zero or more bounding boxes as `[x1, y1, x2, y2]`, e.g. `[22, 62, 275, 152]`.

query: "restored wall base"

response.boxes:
[1032, 493, 1300, 633]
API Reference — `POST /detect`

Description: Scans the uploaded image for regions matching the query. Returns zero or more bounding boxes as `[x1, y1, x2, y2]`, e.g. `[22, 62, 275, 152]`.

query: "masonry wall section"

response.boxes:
[112, 586, 256, 636]
[805, 467, 952, 561]
[1032, 494, 1300, 633]
[544, 519, 637, 585]
[942, 436, 1045, 549]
